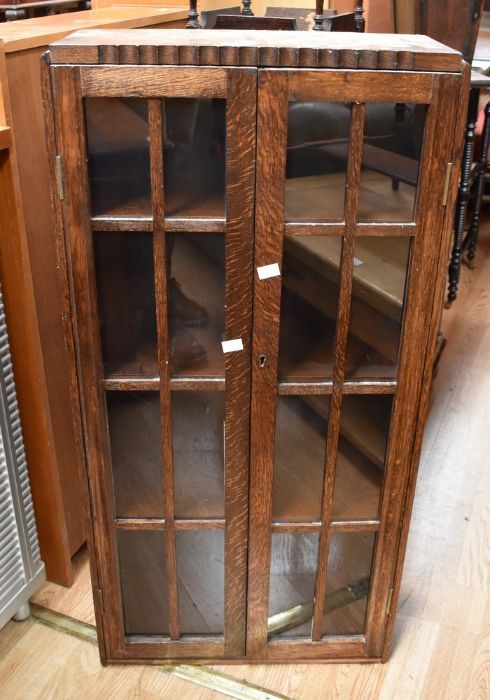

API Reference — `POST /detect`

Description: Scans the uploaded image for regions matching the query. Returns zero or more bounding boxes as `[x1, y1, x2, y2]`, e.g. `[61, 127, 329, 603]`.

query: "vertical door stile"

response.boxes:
[54, 66, 125, 655]
[311, 103, 365, 642]
[148, 98, 179, 641]
[223, 69, 257, 657]
[363, 74, 459, 657]
[247, 69, 289, 658]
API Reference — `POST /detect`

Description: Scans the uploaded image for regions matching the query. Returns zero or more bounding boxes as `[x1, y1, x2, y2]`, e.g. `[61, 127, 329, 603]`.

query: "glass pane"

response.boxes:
[173, 392, 225, 519]
[285, 101, 350, 221]
[93, 232, 157, 377]
[176, 530, 224, 635]
[322, 532, 376, 636]
[107, 392, 164, 518]
[164, 99, 226, 218]
[278, 236, 342, 381]
[167, 233, 225, 377]
[273, 396, 329, 522]
[118, 530, 168, 636]
[358, 103, 426, 222]
[345, 236, 411, 380]
[333, 395, 393, 521]
[268, 533, 319, 638]
[85, 98, 150, 217]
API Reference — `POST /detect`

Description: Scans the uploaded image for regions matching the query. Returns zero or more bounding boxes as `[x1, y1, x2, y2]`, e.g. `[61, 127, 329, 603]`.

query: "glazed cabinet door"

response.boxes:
[248, 68, 460, 660]
[51, 64, 256, 661]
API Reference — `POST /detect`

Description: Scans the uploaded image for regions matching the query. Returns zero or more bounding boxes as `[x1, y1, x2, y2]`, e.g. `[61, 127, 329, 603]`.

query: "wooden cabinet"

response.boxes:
[45, 29, 467, 664]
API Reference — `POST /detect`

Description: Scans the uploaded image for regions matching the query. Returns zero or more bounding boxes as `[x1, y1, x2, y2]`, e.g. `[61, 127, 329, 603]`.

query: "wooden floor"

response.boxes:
[1, 214, 489, 697]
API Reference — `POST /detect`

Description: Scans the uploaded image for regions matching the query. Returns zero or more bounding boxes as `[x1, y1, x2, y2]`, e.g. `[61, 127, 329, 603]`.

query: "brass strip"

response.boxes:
[267, 578, 370, 637]
[30, 603, 98, 645]
[29, 604, 291, 700]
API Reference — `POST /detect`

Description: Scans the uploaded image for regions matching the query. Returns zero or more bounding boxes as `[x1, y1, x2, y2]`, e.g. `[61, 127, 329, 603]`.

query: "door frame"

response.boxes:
[51, 63, 257, 661]
[247, 67, 462, 661]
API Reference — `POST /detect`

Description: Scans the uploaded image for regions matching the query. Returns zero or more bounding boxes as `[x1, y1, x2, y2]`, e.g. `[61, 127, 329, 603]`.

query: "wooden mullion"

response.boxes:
[103, 378, 160, 391]
[356, 223, 416, 237]
[148, 98, 179, 642]
[170, 377, 225, 391]
[311, 103, 365, 643]
[115, 518, 226, 531]
[103, 376, 226, 392]
[222, 68, 257, 657]
[247, 69, 289, 658]
[115, 519, 166, 531]
[165, 217, 226, 233]
[271, 520, 379, 534]
[174, 519, 225, 530]
[285, 223, 345, 236]
[92, 217, 153, 232]
[93, 217, 227, 234]
[277, 379, 396, 395]
[285, 222, 415, 237]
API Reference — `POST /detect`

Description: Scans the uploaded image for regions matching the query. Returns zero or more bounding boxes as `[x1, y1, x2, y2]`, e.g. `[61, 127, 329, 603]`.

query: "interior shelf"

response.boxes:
[279, 235, 410, 381]
[285, 170, 417, 223]
[272, 396, 383, 523]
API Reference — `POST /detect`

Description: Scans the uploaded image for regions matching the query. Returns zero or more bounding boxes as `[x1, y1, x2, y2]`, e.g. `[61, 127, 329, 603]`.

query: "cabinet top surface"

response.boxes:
[48, 28, 462, 72]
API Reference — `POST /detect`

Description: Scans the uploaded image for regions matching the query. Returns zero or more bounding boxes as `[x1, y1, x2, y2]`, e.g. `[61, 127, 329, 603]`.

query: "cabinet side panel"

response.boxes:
[364, 71, 465, 657]
[380, 66, 470, 661]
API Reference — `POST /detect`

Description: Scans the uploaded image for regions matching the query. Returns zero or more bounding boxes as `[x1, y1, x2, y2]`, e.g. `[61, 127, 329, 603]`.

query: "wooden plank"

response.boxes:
[287, 70, 434, 103]
[9, 45, 86, 580]
[79, 66, 228, 98]
[271, 520, 379, 533]
[311, 103, 365, 643]
[222, 67, 256, 658]
[149, 98, 179, 642]
[0, 49, 75, 588]
[0, 7, 187, 54]
[49, 29, 462, 73]
[285, 221, 415, 236]
[247, 70, 288, 659]
[277, 379, 396, 395]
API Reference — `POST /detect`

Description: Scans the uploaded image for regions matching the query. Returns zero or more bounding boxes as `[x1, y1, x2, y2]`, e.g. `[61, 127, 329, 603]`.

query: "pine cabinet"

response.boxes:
[45, 29, 467, 664]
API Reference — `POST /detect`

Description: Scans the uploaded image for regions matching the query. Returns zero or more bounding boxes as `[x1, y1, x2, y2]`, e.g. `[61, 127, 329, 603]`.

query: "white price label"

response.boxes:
[221, 338, 244, 354]
[257, 263, 281, 280]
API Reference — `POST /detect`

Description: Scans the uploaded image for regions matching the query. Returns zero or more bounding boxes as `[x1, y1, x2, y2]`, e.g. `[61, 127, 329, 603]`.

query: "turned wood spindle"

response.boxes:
[354, 1, 365, 32]
[242, 0, 253, 16]
[186, 0, 201, 29]
[313, 0, 325, 31]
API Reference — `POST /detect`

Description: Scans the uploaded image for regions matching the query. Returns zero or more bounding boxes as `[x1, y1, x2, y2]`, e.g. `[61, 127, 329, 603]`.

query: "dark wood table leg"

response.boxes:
[466, 101, 490, 268]
[241, 0, 253, 16]
[186, 0, 200, 28]
[446, 87, 479, 306]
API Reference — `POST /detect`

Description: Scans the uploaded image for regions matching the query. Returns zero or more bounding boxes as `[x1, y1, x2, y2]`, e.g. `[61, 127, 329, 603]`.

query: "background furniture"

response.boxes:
[46, 28, 466, 664]
[0, 0, 89, 22]
[447, 71, 490, 305]
[0, 5, 187, 586]
[0, 285, 45, 628]
[0, 111, 45, 629]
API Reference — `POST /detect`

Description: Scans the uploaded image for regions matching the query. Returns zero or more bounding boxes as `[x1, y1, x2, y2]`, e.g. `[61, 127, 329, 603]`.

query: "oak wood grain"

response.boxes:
[49, 29, 462, 73]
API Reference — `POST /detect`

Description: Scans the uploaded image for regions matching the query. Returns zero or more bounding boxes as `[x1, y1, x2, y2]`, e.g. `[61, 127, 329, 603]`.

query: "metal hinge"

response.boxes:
[97, 588, 105, 616]
[56, 154, 65, 200]
[442, 162, 453, 207]
[386, 587, 394, 617]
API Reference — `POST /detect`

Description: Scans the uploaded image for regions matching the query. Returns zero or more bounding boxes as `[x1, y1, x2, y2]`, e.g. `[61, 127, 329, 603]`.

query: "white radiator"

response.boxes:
[0, 287, 45, 629]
